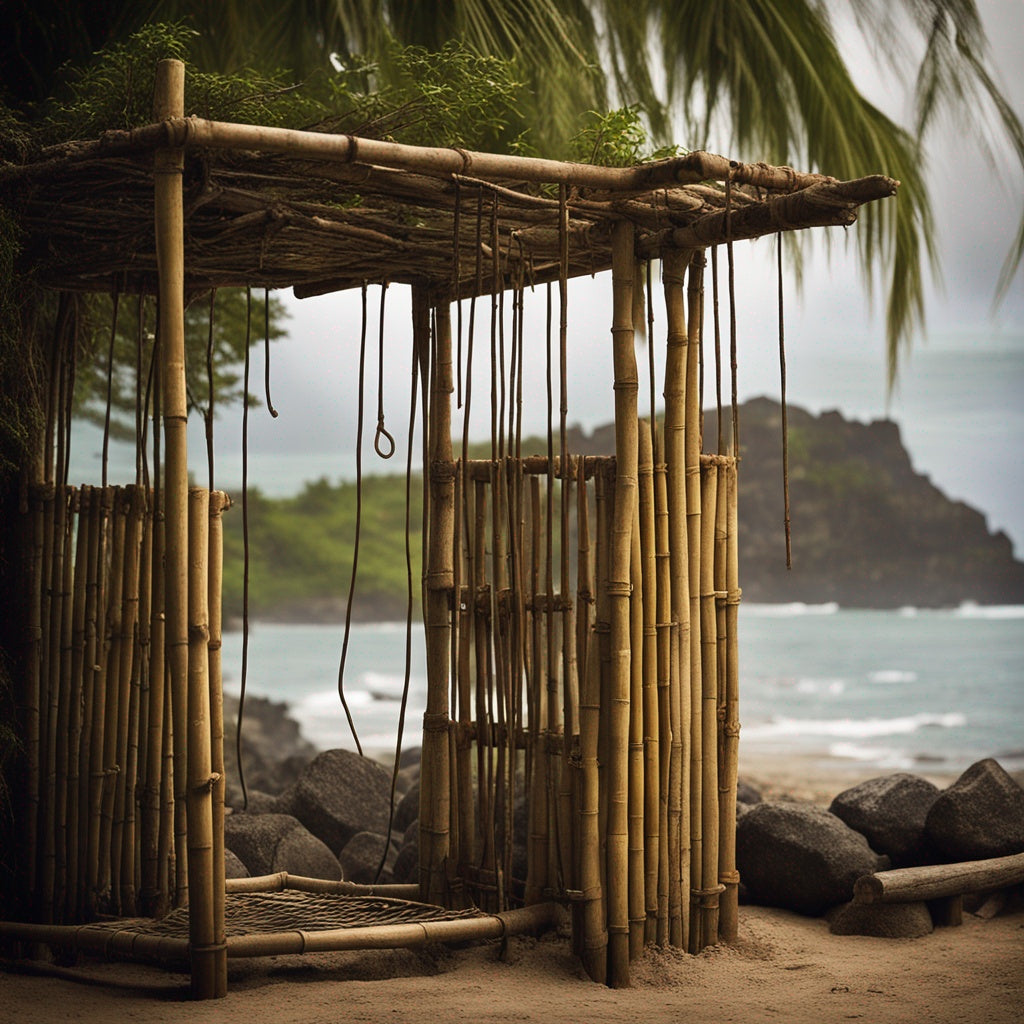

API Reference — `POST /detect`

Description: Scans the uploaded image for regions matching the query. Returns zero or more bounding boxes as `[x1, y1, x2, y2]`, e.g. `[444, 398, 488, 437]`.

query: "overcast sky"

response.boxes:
[78, 0, 1024, 551]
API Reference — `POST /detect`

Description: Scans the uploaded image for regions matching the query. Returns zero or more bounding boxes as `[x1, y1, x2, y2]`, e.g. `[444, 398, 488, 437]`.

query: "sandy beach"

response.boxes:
[3, 759, 1021, 1024]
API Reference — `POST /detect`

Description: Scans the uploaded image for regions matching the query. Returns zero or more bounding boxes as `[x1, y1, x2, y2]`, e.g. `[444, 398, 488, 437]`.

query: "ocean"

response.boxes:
[220, 603, 1024, 777]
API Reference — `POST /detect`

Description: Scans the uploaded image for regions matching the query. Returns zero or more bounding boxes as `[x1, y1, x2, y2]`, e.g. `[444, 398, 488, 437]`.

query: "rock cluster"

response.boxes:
[735, 758, 1024, 934]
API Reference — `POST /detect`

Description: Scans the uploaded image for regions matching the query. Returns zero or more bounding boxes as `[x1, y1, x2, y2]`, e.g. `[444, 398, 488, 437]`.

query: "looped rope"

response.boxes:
[374, 419, 396, 459]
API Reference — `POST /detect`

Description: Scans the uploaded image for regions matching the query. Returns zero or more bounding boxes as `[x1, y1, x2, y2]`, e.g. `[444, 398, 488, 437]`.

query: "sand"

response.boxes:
[3, 759, 1022, 1023]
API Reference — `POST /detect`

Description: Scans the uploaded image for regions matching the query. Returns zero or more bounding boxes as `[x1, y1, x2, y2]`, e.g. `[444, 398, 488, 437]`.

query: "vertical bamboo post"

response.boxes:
[187, 486, 224, 998]
[627, 461, 645, 960]
[653, 439, 672, 947]
[24, 488, 44, 898]
[606, 219, 637, 988]
[637, 421, 660, 945]
[53, 487, 75, 920]
[698, 460, 721, 949]
[684, 254, 705, 952]
[661, 247, 691, 947]
[719, 459, 741, 941]
[208, 491, 229, 968]
[419, 288, 454, 907]
[132, 485, 154, 915]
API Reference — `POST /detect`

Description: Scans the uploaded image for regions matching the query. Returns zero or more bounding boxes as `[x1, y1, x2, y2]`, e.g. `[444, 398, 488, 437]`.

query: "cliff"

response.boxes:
[700, 397, 1024, 607]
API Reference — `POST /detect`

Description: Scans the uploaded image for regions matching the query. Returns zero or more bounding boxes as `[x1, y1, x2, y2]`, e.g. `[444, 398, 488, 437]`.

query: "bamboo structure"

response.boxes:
[0, 54, 900, 998]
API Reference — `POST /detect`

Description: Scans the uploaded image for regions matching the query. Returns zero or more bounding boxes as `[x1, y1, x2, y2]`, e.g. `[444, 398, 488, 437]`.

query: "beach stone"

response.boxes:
[392, 820, 420, 884]
[229, 788, 281, 815]
[925, 758, 1024, 861]
[224, 813, 343, 880]
[399, 745, 422, 770]
[828, 900, 934, 938]
[736, 801, 888, 916]
[339, 830, 399, 884]
[736, 779, 763, 806]
[829, 773, 940, 866]
[394, 780, 420, 834]
[278, 748, 392, 853]
[224, 848, 250, 879]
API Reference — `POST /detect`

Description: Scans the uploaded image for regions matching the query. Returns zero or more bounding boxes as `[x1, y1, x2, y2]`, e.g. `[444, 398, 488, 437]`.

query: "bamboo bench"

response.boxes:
[853, 851, 1024, 926]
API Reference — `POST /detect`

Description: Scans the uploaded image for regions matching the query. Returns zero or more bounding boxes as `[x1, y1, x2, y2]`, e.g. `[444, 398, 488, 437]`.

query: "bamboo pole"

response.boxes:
[684, 254, 705, 952]
[697, 461, 721, 950]
[53, 486, 75, 921]
[208, 491, 229, 969]
[187, 486, 224, 999]
[24, 488, 45, 898]
[637, 421, 661, 945]
[605, 219, 638, 988]
[98, 488, 127, 908]
[132, 485, 154, 916]
[76, 486, 101, 919]
[66, 486, 91, 921]
[419, 289, 453, 907]
[661, 248, 691, 947]
[718, 460, 741, 941]
[85, 487, 113, 915]
[455, 479, 475, 881]
[578, 463, 605, 983]
[154, 58, 190, 917]
[627, 461, 645, 960]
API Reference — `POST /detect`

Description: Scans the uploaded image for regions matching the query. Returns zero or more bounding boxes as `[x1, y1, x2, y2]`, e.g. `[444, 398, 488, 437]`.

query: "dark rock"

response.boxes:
[279, 748, 392, 853]
[926, 758, 1024, 861]
[736, 801, 888, 916]
[736, 779, 762, 806]
[828, 900, 933, 938]
[736, 801, 753, 821]
[339, 831, 399, 884]
[392, 842, 418, 885]
[394, 781, 420, 834]
[224, 813, 343, 879]
[829, 774, 940, 866]
[396, 764, 420, 795]
[399, 746, 422, 770]
[227, 789, 280, 815]
[224, 848, 250, 879]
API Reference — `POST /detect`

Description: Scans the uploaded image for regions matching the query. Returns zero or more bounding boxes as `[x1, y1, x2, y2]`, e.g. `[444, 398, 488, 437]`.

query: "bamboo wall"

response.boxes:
[15, 483, 229, 939]
[419, 250, 741, 987]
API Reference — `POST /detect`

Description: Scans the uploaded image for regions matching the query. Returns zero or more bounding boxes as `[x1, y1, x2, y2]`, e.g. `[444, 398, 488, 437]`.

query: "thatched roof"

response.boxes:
[2, 116, 899, 300]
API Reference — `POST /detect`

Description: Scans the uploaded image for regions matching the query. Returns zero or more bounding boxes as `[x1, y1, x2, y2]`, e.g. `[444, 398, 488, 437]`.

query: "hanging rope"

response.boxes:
[374, 283, 396, 460]
[237, 286, 253, 809]
[711, 247, 723, 454]
[102, 287, 120, 488]
[777, 235, 792, 569]
[375, 330, 420, 883]
[205, 289, 216, 492]
[263, 288, 278, 419]
[726, 168, 739, 456]
[336, 284, 371, 757]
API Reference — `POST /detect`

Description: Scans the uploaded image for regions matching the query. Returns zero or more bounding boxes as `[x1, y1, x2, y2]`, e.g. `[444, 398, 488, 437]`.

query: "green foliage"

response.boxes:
[570, 106, 681, 167]
[73, 289, 288, 442]
[221, 474, 423, 620]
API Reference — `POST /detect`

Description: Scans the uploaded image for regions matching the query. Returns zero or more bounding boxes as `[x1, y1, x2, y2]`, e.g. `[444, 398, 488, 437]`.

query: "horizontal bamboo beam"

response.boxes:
[854, 852, 1024, 904]
[225, 872, 421, 899]
[91, 118, 857, 194]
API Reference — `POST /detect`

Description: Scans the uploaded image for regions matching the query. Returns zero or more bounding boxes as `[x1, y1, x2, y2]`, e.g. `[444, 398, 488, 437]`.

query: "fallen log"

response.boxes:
[854, 851, 1024, 905]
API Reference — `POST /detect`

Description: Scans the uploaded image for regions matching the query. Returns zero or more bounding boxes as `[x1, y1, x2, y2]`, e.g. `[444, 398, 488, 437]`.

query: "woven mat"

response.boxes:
[95, 891, 482, 938]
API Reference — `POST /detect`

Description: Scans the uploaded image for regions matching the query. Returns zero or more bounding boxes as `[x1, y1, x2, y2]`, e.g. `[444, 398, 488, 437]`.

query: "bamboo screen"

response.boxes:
[417, 243, 741, 988]
[18, 483, 229, 938]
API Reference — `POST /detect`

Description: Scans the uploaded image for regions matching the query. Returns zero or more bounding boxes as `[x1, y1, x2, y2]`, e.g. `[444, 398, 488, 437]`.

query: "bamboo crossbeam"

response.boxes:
[854, 853, 1024, 904]
[93, 117, 865, 194]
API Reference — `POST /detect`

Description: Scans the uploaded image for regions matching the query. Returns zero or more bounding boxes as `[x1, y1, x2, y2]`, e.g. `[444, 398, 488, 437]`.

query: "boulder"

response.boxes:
[393, 781, 420, 834]
[392, 820, 419, 884]
[224, 812, 343, 880]
[227, 788, 280, 815]
[829, 773, 940, 866]
[224, 848, 250, 879]
[279, 748, 392, 853]
[398, 746, 422, 770]
[736, 779, 763, 806]
[736, 801, 888, 916]
[828, 900, 934, 938]
[925, 759, 1024, 861]
[339, 830, 399, 884]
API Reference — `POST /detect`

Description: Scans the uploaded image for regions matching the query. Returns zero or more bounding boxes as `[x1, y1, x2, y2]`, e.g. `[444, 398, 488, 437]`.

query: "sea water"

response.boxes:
[220, 603, 1024, 775]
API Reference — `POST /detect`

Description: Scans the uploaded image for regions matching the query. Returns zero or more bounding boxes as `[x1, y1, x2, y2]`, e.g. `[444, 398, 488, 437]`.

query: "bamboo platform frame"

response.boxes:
[0, 58, 900, 998]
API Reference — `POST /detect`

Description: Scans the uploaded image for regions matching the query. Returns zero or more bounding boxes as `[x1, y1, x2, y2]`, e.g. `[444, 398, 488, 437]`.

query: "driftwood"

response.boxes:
[854, 852, 1024, 905]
